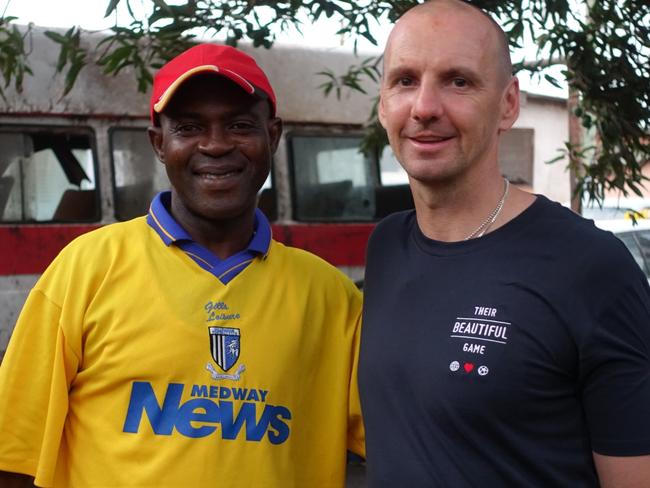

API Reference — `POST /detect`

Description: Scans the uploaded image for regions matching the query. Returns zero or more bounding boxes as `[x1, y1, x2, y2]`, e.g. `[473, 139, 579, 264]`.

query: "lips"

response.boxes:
[196, 169, 242, 180]
[405, 133, 455, 154]
[193, 164, 245, 189]
[409, 133, 454, 143]
[194, 164, 244, 179]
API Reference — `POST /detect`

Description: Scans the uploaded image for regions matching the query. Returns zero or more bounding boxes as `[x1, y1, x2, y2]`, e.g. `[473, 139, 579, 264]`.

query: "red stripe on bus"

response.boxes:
[0, 223, 373, 275]
[0, 225, 101, 275]
[271, 223, 373, 267]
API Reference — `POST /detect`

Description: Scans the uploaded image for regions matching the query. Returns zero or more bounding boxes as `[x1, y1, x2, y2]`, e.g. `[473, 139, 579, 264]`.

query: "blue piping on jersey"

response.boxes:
[146, 191, 271, 284]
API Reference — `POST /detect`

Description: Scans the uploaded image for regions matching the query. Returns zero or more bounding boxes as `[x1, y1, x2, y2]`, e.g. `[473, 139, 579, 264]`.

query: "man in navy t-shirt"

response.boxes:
[359, 1, 650, 486]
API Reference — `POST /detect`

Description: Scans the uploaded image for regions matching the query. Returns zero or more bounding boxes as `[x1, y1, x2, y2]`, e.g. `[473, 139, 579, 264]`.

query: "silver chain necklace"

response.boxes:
[464, 178, 510, 240]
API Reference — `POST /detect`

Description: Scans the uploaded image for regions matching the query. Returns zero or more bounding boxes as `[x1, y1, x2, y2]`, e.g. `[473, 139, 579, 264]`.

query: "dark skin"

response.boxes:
[0, 76, 282, 485]
[148, 74, 282, 259]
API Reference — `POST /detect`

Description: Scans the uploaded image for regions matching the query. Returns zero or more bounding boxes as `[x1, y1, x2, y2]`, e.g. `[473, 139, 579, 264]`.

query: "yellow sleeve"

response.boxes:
[0, 289, 79, 484]
[347, 289, 365, 458]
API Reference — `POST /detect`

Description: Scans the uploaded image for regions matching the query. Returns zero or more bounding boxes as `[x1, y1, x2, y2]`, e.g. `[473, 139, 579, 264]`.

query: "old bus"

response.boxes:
[0, 28, 570, 355]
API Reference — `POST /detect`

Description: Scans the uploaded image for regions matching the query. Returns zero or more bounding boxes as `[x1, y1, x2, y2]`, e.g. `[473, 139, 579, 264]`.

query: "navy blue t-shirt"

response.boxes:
[359, 195, 650, 487]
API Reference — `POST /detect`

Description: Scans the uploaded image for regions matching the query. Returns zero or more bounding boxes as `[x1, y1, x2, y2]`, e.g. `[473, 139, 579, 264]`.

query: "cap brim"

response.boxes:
[153, 65, 256, 114]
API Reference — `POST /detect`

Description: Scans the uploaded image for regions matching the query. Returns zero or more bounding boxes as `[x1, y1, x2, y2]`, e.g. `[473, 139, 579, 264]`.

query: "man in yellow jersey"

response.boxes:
[0, 44, 364, 487]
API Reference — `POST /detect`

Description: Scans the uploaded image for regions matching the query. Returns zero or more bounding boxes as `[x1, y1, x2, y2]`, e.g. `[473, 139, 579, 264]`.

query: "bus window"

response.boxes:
[111, 128, 168, 220]
[257, 173, 277, 221]
[0, 128, 98, 222]
[289, 134, 377, 222]
[374, 145, 414, 219]
[379, 146, 409, 186]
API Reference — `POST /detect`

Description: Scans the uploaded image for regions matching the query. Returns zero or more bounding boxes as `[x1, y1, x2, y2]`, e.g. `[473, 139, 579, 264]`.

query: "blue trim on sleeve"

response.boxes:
[146, 191, 271, 284]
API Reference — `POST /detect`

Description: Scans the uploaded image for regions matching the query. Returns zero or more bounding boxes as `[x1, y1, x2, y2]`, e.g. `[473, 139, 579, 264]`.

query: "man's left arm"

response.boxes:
[581, 255, 650, 486]
[593, 454, 650, 488]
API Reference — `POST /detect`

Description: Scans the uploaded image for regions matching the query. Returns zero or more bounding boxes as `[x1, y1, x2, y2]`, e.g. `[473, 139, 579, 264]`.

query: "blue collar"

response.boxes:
[146, 191, 271, 283]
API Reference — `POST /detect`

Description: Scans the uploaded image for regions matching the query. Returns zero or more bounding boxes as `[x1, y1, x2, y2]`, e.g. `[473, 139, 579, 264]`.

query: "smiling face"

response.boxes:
[379, 0, 519, 186]
[149, 74, 281, 231]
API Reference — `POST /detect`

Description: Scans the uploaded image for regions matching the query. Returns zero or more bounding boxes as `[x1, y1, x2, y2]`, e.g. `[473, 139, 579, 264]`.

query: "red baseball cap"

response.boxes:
[150, 43, 276, 123]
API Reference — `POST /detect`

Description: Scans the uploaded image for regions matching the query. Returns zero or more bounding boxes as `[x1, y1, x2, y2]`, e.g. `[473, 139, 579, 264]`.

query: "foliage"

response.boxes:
[0, 0, 648, 203]
[0, 15, 32, 100]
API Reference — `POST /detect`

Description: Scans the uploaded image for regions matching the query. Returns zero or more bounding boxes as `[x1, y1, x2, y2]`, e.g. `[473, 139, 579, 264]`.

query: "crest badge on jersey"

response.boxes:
[209, 327, 240, 372]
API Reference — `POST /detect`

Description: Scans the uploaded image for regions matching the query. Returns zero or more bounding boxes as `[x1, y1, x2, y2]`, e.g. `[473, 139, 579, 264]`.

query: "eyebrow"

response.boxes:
[383, 63, 484, 85]
[441, 66, 482, 82]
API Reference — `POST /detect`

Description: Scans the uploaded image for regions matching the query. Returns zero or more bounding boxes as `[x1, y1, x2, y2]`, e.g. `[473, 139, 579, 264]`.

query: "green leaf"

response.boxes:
[544, 73, 562, 88]
[546, 153, 566, 164]
[151, 0, 174, 15]
[55, 45, 69, 73]
[44, 31, 66, 43]
[104, 0, 121, 18]
[63, 58, 85, 95]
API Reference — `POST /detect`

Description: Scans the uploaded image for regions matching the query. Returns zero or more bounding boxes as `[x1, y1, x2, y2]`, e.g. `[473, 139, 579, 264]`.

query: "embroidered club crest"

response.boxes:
[209, 327, 240, 372]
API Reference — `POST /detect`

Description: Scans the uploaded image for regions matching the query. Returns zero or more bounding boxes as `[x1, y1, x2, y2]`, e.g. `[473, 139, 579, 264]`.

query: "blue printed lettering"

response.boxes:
[175, 398, 219, 437]
[232, 388, 247, 400]
[123, 382, 291, 444]
[220, 401, 264, 440]
[191, 384, 209, 398]
[123, 382, 183, 435]
[268, 406, 292, 444]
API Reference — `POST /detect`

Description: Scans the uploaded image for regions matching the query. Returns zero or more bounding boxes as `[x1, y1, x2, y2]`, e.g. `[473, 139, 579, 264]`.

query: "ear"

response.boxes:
[267, 117, 283, 154]
[498, 76, 520, 132]
[147, 126, 165, 163]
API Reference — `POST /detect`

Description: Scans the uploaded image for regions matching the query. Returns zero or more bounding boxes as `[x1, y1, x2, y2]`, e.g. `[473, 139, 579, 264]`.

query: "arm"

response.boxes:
[0, 471, 35, 487]
[594, 453, 650, 488]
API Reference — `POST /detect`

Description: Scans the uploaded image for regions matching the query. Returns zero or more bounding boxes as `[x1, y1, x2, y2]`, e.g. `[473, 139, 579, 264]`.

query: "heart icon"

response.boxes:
[464, 363, 474, 373]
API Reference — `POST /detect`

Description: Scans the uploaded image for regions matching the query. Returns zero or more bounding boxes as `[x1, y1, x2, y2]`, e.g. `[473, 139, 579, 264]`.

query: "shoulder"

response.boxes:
[372, 209, 415, 236]
[533, 196, 631, 254]
[44, 218, 150, 276]
[267, 240, 361, 296]
[528, 196, 645, 284]
[65, 217, 150, 250]
[62, 217, 150, 255]
[368, 210, 415, 249]
[31, 218, 151, 304]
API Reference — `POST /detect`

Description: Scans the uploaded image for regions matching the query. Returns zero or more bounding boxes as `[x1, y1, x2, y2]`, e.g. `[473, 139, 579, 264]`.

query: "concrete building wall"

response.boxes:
[515, 93, 570, 203]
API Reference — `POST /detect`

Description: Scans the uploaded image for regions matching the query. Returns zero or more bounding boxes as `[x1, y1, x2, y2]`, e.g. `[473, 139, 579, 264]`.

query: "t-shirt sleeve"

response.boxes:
[347, 303, 365, 458]
[580, 272, 650, 456]
[0, 288, 79, 483]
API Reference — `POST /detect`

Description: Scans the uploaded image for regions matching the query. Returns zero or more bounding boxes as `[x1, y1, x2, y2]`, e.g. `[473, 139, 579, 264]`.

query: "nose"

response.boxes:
[410, 81, 443, 122]
[197, 126, 235, 156]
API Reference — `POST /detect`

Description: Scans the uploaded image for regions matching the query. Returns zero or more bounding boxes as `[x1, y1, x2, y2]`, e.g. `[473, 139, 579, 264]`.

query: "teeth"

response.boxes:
[199, 171, 238, 179]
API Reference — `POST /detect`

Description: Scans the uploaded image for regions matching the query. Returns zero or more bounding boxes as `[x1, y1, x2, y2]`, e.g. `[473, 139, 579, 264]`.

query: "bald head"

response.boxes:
[377, 0, 521, 187]
[385, 0, 513, 88]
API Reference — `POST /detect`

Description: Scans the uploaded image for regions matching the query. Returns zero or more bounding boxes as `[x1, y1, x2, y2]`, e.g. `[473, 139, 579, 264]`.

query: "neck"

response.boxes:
[190, 219, 255, 260]
[411, 171, 525, 242]
[170, 201, 256, 260]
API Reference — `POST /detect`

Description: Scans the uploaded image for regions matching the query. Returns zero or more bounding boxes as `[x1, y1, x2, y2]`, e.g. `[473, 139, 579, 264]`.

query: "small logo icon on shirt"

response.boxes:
[209, 327, 240, 371]
[449, 361, 460, 372]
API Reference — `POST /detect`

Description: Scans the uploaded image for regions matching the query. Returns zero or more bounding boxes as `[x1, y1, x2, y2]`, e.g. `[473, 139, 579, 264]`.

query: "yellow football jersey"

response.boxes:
[0, 217, 364, 487]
